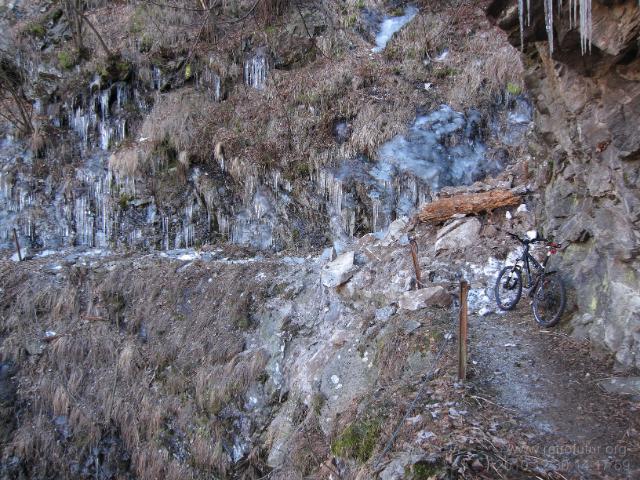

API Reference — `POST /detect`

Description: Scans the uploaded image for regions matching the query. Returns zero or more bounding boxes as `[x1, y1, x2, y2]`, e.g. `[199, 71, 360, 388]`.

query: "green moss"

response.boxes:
[96, 55, 133, 83]
[184, 63, 192, 80]
[47, 7, 64, 23]
[331, 420, 381, 463]
[24, 22, 46, 38]
[57, 50, 77, 70]
[355, 0, 365, 9]
[119, 193, 133, 209]
[506, 82, 522, 95]
[408, 460, 441, 479]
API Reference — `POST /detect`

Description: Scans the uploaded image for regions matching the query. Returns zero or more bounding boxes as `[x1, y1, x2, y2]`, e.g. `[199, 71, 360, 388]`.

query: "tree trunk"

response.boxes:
[417, 189, 522, 224]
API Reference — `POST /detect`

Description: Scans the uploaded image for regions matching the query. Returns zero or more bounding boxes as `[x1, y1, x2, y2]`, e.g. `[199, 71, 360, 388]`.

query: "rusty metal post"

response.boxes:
[12, 228, 22, 262]
[409, 239, 422, 289]
[458, 280, 469, 380]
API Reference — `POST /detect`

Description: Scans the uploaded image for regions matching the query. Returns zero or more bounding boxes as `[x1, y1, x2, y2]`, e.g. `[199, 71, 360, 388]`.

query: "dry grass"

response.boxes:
[448, 31, 524, 109]
[109, 146, 144, 177]
[0, 256, 279, 478]
[195, 348, 269, 414]
[139, 88, 215, 162]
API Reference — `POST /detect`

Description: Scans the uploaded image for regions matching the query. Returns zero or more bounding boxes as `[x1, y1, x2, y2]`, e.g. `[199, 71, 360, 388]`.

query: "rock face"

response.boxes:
[321, 251, 358, 287]
[488, 0, 640, 368]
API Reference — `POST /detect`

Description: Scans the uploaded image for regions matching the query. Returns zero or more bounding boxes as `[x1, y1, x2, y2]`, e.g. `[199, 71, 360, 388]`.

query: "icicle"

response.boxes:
[244, 54, 268, 90]
[527, 0, 531, 25]
[544, 0, 554, 54]
[518, 0, 525, 50]
[579, 0, 592, 55]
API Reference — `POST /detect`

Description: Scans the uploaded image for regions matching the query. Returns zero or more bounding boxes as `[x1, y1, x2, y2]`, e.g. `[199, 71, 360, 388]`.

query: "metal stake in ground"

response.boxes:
[458, 280, 469, 380]
[409, 239, 423, 289]
[12, 228, 22, 261]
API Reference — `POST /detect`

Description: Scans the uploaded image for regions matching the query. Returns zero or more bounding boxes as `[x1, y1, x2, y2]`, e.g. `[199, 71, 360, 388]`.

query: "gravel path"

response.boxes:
[469, 303, 640, 479]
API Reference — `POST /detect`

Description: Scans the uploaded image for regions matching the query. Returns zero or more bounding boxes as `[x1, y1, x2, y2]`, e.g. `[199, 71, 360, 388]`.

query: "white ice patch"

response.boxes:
[372, 6, 418, 53]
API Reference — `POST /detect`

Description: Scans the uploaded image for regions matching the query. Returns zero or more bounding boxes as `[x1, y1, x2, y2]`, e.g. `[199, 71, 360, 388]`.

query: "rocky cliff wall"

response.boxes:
[490, 0, 640, 368]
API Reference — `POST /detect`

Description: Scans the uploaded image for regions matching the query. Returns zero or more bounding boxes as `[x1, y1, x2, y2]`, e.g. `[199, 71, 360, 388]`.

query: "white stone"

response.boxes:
[10, 245, 29, 262]
[381, 217, 408, 246]
[434, 218, 481, 253]
[320, 251, 357, 288]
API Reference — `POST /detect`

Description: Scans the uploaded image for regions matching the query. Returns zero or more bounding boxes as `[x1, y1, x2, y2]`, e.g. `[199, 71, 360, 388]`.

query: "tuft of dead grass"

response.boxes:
[139, 88, 215, 165]
[109, 146, 145, 177]
[448, 32, 524, 109]
[196, 348, 270, 414]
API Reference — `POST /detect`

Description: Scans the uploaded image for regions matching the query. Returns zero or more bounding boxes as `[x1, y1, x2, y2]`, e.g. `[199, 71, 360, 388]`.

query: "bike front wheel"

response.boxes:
[495, 266, 522, 310]
[532, 274, 566, 327]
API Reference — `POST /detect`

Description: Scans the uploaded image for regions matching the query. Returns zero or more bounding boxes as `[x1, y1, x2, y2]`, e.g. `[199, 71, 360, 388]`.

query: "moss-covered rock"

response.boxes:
[331, 419, 380, 463]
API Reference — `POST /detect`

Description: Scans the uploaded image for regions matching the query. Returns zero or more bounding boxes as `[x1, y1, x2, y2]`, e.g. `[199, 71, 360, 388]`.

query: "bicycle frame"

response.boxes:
[512, 242, 547, 289]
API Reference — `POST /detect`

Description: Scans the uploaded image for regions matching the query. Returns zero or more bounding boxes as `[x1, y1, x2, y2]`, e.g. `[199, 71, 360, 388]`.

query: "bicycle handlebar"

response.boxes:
[505, 231, 556, 246]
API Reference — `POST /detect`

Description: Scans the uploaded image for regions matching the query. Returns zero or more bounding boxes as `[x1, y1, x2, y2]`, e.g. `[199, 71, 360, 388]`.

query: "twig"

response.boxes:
[470, 395, 515, 411]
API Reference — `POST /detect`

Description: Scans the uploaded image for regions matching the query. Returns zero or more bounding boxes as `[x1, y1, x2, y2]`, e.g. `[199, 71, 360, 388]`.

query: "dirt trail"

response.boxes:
[469, 304, 640, 479]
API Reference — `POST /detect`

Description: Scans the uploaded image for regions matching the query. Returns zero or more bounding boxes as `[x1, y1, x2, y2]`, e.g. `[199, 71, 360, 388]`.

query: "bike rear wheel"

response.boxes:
[495, 266, 522, 310]
[532, 274, 566, 327]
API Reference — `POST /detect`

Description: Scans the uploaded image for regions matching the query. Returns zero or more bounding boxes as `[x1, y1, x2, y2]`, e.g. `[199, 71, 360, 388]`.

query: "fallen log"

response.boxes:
[418, 189, 521, 224]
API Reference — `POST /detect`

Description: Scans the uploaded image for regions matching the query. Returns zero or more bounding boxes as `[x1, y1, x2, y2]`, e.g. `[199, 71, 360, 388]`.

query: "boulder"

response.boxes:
[399, 286, 452, 310]
[434, 218, 481, 254]
[320, 251, 358, 288]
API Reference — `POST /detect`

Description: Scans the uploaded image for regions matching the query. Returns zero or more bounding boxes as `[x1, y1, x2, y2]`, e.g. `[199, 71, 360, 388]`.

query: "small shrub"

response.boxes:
[57, 50, 76, 70]
[139, 35, 153, 53]
[506, 82, 522, 95]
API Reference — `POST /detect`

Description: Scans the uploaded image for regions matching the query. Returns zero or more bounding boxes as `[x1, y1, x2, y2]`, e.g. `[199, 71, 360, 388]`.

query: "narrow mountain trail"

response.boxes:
[469, 304, 640, 479]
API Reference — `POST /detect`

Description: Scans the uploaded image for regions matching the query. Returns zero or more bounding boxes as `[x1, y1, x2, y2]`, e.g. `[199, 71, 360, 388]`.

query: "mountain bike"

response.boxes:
[494, 231, 566, 327]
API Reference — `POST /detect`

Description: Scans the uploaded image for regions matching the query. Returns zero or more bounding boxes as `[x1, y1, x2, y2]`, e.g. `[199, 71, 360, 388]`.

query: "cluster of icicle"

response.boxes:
[518, 0, 598, 55]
